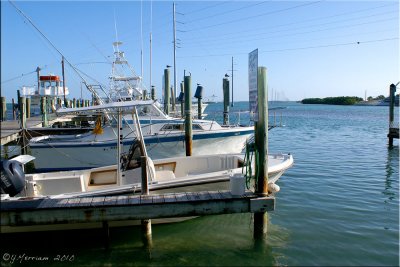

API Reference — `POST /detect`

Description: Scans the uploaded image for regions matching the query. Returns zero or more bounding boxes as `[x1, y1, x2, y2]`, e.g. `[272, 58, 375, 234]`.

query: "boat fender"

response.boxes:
[0, 160, 26, 197]
[268, 183, 280, 193]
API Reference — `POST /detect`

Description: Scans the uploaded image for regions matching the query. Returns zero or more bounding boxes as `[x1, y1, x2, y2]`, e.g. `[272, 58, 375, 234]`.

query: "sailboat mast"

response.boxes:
[231, 56, 234, 107]
[173, 2, 177, 106]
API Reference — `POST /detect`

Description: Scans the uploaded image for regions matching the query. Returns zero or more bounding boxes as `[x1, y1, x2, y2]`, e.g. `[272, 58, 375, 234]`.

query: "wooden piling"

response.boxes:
[1, 96, 6, 121]
[73, 98, 76, 109]
[223, 77, 230, 125]
[180, 81, 185, 118]
[388, 83, 397, 147]
[195, 84, 203, 119]
[40, 96, 48, 127]
[19, 96, 26, 129]
[18, 95, 28, 155]
[62, 57, 67, 107]
[254, 66, 269, 240]
[164, 68, 170, 115]
[151, 86, 156, 101]
[11, 98, 16, 120]
[26, 98, 31, 118]
[170, 86, 176, 112]
[184, 75, 192, 156]
[143, 89, 147, 100]
[141, 156, 152, 249]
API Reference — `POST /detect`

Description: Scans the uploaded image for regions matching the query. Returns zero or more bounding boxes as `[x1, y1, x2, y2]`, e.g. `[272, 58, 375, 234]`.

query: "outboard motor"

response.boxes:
[0, 160, 26, 197]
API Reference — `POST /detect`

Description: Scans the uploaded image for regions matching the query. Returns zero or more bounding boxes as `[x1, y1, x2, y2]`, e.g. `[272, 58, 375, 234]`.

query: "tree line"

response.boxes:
[301, 96, 363, 105]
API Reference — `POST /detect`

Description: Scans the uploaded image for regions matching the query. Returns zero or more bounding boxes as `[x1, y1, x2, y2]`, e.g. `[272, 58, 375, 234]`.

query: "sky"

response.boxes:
[1, 0, 399, 102]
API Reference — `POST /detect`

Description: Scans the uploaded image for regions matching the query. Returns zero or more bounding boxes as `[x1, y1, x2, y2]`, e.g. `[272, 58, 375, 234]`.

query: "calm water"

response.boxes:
[1, 102, 399, 266]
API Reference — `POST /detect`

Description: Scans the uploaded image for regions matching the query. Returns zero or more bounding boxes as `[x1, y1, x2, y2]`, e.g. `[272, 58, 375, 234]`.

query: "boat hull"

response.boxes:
[30, 129, 253, 171]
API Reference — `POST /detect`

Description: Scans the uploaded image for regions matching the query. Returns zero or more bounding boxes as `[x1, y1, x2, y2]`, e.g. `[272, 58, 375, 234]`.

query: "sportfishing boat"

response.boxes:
[20, 74, 69, 114]
[29, 101, 254, 171]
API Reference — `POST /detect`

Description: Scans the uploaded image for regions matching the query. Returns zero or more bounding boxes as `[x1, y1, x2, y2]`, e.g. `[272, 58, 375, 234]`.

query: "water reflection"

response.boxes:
[383, 146, 399, 203]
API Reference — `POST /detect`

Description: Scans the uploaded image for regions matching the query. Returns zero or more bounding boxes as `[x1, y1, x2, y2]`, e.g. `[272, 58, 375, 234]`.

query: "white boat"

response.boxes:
[5, 153, 293, 199]
[20, 74, 69, 114]
[29, 101, 254, 172]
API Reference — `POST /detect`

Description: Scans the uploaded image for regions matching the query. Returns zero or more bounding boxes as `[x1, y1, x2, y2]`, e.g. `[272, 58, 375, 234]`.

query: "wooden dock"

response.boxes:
[1, 116, 43, 145]
[1, 114, 90, 145]
[1, 191, 274, 228]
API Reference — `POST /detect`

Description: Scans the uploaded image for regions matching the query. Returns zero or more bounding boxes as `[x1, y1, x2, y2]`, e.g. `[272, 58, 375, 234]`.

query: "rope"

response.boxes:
[242, 141, 259, 190]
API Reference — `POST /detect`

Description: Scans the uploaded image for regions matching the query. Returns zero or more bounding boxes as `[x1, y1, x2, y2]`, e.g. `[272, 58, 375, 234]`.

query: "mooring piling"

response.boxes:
[26, 98, 31, 118]
[388, 83, 399, 147]
[1, 96, 6, 121]
[18, 95, 27, 129]
[141, 156, 153, 250]
[180, 81, 185, 118]
[184, 74, 193, 156]
[151, 85, 156, 101]
[171, 85, 176, 112]
[11, 98, 16, 120]
[195, 84, 203, 119]
[40, 96, 48, 127]
[223, 76, 230, 125]
[164, 67, 170, 115]
[253, 66, 269, 241]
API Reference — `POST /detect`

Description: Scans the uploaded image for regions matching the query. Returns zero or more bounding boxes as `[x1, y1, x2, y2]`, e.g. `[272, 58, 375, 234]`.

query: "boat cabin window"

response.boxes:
[160, 124, 184, 131]
[193, 124, 203, 130]
[137, 105, 163, 117]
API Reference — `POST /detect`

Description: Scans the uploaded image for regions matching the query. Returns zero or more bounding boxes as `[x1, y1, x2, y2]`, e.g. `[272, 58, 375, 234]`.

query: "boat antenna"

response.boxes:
[8, 0, 110, 104]
[140, 0, 144, 87]
[150, 0, 153, 90]
[114, 9, 120, 53]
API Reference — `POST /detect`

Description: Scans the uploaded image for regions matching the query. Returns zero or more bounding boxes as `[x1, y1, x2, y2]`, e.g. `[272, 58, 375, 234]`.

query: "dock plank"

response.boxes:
[127, 195, 141, 205]
[90, 196, 106, 207]
[116, 196, 129, 205]
[77, 197, 94, 207]
[174, 193, 189, 202]
[163, 193, 177, 203]
[185, 192, 197, 201]
[151, 194, 164, 203]
[103, 196, 119, 206]
[65, 198, 81, 207]
[140, 195, 154, 204]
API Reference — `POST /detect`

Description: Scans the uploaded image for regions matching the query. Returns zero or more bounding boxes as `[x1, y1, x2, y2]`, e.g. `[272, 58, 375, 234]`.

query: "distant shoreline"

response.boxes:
[301, 96, 399, 106]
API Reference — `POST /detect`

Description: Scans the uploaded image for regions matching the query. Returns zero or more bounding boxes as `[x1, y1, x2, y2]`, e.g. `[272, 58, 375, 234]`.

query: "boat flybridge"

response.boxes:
[29, 100, 255, 172]
[20, 74, 69, 114]
[1, 101, 294, 200]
